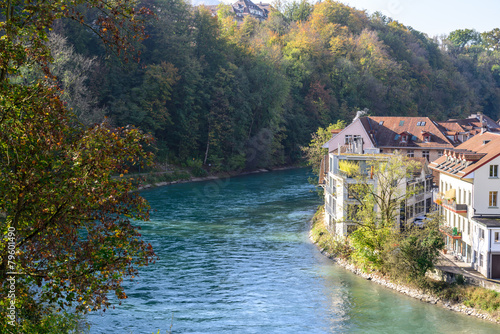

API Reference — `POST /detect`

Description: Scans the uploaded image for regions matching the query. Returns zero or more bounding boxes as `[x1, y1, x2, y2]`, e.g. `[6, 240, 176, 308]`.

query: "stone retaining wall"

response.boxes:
[311, 232, 500, 325]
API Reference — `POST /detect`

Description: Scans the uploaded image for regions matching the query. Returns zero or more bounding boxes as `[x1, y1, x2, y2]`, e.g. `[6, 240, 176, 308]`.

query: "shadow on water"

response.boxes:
[88, 168, 499, 333]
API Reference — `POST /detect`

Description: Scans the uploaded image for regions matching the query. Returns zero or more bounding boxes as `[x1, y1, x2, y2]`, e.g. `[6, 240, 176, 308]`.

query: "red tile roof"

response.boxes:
[363, 116, 455, 149]
[429, 132, 500, 178]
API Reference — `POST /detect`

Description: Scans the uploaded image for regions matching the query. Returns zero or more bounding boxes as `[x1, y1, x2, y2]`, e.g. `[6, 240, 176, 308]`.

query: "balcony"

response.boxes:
[325, 183, 335, 196]
[439, 225, 462, 239]
[434, 192, 467, 216]
[325, 203, 335, 216]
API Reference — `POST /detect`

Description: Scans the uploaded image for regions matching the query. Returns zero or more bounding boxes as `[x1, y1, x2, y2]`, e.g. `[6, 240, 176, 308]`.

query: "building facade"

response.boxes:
[429, 132, 500, 279]
[322, 137, 433, 238]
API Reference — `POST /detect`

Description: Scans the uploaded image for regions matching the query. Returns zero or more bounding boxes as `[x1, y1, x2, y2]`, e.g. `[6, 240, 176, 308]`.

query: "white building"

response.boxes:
[322, 136, 433, 238]
[429, 132, 500, 279]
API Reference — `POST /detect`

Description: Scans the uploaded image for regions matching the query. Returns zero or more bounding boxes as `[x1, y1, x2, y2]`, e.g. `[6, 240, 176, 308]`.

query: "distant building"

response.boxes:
[232, 0, 269, 21]
[205, 0, 270, 22]
[437, 112, 500, 144]
[430, 132, 500, 279]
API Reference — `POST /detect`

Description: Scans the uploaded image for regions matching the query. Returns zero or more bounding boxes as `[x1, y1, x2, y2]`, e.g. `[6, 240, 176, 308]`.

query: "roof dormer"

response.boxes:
[399, 131, 411, 143]
[421, 131, 432, 143]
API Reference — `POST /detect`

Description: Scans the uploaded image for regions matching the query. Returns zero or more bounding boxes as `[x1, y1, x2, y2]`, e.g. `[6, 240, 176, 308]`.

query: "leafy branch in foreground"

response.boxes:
[0, 80, 157, 331]
[0, 0, 157, 331]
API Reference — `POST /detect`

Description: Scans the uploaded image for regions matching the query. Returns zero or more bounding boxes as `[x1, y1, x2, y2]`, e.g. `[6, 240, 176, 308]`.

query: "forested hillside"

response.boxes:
[55, 0, 500, 171]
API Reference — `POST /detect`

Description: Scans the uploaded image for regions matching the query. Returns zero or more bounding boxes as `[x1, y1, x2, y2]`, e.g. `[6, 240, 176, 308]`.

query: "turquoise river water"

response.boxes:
[88, 168, 499, 333]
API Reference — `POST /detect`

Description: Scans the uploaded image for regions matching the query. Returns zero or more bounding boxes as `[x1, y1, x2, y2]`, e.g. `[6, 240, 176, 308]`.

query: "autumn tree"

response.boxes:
[0, 0, 156, 331]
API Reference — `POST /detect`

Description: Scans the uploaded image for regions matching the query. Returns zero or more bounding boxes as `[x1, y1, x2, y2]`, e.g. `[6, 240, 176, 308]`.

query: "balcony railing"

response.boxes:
[333, 169, 370, 179]
[439, 225, 462, 239]
[325, 203, 335, 216]
[325, 184, 335, 196]
[434, 193, 467, 215]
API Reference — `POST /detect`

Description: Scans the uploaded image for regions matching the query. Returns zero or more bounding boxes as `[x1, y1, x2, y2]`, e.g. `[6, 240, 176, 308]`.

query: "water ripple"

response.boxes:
[89, 169, 499, 334]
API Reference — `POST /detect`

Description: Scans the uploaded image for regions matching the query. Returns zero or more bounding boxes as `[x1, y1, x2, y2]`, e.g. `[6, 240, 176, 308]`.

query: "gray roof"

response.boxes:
[474, 217, 500, 228]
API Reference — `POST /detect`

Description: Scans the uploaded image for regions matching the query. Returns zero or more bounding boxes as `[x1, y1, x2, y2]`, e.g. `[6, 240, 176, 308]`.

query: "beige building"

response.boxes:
[430, 132, 500, 279]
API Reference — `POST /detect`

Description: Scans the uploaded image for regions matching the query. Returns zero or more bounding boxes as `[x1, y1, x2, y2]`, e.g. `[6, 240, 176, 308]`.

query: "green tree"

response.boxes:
[482, 28, 500, 51]
[347, 155, 420, 269]
[384, 215, 445, 283]
[301, 120, 346, 177]
[284, 0, 313, 23]
[447, 29, 482, 49]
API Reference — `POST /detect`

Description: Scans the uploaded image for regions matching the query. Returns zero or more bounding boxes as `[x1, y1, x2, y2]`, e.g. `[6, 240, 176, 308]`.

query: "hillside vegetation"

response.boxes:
[57, 0, 500, 170]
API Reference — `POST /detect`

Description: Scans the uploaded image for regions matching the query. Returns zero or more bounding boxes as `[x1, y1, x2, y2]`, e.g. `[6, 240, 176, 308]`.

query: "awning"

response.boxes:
[443, 188, 456, 200]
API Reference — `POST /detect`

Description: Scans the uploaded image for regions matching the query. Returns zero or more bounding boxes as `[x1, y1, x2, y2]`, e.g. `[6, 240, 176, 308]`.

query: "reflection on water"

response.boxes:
[89, 168, 499, 333]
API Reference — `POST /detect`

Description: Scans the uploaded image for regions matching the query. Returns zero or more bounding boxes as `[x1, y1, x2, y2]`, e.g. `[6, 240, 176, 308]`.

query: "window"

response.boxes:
[490, 165, 498, 178]
[438, 150, 443, 157]
[406, 150, 414, 157]
[480, 253, 484, 267]
[394, 134, 400, 140]
[416, 201, 425, 214]
[489, 191, 498, 207]
[422, 150, 430, 160]
[344, 135, 353, 144]
[468, 221, 470, 236]
[407, 205, 414, 218]
[479, 228, 485, 239]
[379, 121, 384, 125]
[416, 121, 421, 126]
[424, 135, 430, 142]
[401, 135, 408, 143]
[495, 232, 500, 243]
[399, 120, 405, 126]
[426, 197, 432, 212]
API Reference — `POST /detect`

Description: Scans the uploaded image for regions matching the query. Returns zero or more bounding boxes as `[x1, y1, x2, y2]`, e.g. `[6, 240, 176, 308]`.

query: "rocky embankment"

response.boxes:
[311, 233, 499, 324]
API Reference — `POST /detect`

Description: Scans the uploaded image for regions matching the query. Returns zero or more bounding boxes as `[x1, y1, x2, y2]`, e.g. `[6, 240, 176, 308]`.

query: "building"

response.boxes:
[232, 0, 270, 21]
[322, 137, 433, 237]
[429, 132, 500, 279]
[437, 113, 500, 144]
[205, 0, 270, 22]
[323, 116, 457, 163]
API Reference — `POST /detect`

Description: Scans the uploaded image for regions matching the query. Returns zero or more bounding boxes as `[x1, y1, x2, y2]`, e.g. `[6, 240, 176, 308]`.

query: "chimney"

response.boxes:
[478, 112, 486, 134]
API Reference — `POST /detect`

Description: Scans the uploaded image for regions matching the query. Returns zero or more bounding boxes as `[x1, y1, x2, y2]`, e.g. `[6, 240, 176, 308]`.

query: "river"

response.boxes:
[88, 168, 499, 333]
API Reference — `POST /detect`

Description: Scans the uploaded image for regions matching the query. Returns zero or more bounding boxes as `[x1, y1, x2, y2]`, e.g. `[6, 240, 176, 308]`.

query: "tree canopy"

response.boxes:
[51, 0, 500, 172]
[0, 0, 156, 331]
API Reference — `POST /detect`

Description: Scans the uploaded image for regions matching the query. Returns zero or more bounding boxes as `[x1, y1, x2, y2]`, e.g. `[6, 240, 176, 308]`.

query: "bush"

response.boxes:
[2, 311, 90, 334]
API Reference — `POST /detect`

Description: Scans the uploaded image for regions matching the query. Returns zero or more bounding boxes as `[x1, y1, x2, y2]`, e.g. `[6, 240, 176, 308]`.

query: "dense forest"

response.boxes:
[54, 0, 500, 171]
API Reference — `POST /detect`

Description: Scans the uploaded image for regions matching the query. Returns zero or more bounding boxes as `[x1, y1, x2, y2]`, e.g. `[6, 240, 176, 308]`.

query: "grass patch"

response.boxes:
[463, 286, 500, 314]
[414, 276, 500, 320]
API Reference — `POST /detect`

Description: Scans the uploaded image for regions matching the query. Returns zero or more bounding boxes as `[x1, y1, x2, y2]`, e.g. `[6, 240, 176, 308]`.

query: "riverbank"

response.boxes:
[134, 165, 303, 191]
[309, 206, 500, 325]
